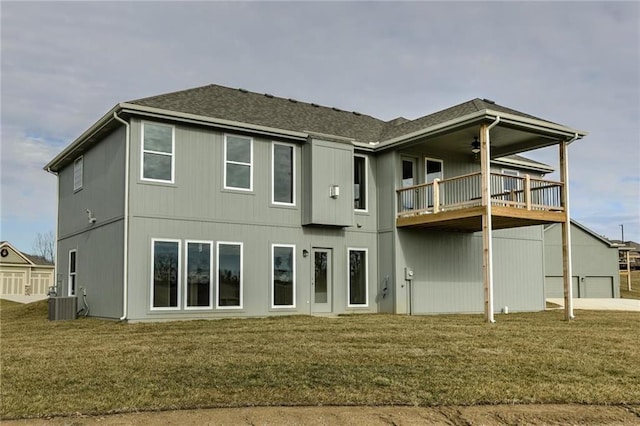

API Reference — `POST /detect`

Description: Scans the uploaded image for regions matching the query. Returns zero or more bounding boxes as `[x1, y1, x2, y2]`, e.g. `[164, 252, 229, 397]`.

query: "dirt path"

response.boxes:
[4, 405, 640, 425]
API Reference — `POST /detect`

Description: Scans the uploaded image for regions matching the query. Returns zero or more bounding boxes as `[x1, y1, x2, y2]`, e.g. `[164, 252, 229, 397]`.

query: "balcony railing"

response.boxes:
[397, 172, 564, 217]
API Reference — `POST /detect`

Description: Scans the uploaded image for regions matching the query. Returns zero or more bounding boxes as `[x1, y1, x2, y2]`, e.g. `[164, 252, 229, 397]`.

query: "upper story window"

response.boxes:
[141, 122, 175, 183]
[224, 135, 253, 191]
[73, 156, 83, 191]
[272, 142, 295, 205]
[425, 157, 443, 183]
[354, 155, 367, 211]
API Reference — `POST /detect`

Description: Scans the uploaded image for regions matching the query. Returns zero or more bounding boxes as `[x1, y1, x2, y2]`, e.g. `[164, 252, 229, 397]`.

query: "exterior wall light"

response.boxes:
[471, 136, 480, 154]
[330, 184, 340, 199]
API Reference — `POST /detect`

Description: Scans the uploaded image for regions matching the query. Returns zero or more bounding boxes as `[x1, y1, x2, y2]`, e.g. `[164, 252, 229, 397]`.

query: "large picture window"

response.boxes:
[354, 155, 367, 211]
[151, 239, 180, 309]
[68, 249, 77, 296]
[224, 135, 253, 190]
[217, 242, 242, 308]
[348, 248, 368, 307]
[272, 143, 295, 205]
[272, 244, 295, 308]
[142, 122, 174, 183]
[73, 157, 83, 191]
[185, 241, 212, 309]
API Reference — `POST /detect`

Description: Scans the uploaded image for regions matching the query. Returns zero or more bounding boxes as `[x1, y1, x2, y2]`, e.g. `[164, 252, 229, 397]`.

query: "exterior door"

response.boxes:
[311, 248, 332, 313]
[401, 157, 417, 210]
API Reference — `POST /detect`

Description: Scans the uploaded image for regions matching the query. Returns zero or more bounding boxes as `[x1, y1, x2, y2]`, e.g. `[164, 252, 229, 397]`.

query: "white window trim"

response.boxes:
[271, 244, 296, 309]
[216, 241, 243, 309]
[347, 247, 369, 308]
[73, 156, 83, 191]
[68, 249, 77, 296]
[150, 238, 181, 311]
[424, 157, 444, 183]
[354, 154, 368, 212]
[271, 142, 296, 206]
[141, 121, 176, 184]
[224, 134, 253, 191]
[184, 240, 214, 310]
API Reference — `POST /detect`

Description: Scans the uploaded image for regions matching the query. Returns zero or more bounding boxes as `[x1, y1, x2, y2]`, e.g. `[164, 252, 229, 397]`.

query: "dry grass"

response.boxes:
[620, 270, 640, 299]
[1, 299, 639, 420]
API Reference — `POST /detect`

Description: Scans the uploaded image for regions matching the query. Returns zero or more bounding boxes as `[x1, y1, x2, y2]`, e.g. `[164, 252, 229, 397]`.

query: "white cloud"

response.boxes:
[1, 1, 638, 249]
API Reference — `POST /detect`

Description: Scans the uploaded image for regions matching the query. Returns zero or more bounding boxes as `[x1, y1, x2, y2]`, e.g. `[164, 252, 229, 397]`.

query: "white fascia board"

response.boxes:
[44, 104, 121, 172]
[119, 103, 308, 141]
[375, 109, 588, 152]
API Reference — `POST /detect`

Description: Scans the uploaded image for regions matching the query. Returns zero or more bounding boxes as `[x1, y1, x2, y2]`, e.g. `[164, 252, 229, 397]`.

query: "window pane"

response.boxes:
[218, 244, 241, 307]
[273, 246, 294, 306]
[74, 158, 83, 190]
[144, 124, 173, 153]
[153, 241, 179, 308]
[314, 251, 327, 303]
[426, 159, 443, 183]
[187, 242, 211, 307]
[349, 250, 367, 305]
[273, 144, 293, 203]
[143, 153, 172, 181]
[354, 156, 366, 209]
[226, 163, 251, 189]
[226, 136, 251, 163]
[69, 251, 76, 273]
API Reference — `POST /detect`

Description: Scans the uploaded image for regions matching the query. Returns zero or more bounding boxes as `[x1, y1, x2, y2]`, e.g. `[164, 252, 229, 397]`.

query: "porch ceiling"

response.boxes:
[398, 123, 563, 159]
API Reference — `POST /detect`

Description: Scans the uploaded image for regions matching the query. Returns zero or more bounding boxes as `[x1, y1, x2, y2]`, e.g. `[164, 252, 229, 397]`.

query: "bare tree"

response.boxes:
[32, 231, 55, 263]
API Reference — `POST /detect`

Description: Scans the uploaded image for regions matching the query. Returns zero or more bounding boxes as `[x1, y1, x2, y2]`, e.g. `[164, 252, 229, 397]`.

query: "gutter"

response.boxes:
[44, 166, 59, 295]
[113, 112, 130, 321]
[376, 109, 587, 152]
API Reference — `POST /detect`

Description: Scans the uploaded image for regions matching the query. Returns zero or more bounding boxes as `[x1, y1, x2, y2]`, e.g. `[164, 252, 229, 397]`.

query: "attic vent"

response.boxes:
[311, 103, 320, 107]
[288, 98, 298, 103]
[483, 98, 496, 104]
[238, 88, 248, 93]
[332, 107, 341, 112]
[264, 93, 274, 98]
[352, 111, 361, 116]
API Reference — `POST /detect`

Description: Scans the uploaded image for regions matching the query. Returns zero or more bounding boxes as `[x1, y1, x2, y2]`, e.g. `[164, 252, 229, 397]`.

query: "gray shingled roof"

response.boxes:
[129, 84, 387, 143]
[128, 85, 563, 144]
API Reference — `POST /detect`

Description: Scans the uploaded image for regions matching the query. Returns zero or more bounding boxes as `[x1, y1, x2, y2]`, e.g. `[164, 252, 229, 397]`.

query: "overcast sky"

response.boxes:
[1, 1, 639, 254]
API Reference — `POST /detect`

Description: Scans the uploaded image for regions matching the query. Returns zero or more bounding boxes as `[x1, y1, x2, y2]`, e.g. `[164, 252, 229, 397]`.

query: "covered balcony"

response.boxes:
[396, 171, 566, 231]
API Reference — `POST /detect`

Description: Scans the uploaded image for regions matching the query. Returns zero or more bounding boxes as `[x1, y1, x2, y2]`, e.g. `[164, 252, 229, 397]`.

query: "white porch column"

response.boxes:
[480, 123, 495, 323]
[559, 141, 574, 320]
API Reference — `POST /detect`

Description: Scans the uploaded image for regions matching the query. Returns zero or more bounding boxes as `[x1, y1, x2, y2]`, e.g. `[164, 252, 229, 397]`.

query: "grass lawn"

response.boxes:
[620, 270, 640, 299]
[1, 299, 639, 420]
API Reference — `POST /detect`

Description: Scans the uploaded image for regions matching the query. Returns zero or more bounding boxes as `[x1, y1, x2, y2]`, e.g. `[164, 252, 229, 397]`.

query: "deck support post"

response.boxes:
[559, 141, 574, 320]
[524, 174, 531, 210]
[480, 123, 495, 323]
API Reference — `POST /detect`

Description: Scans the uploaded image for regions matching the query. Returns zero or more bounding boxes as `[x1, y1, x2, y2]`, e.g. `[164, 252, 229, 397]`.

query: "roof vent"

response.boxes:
[264, 93, 274, 98]
[352, 111, 361, 116]
[332, 107, 341, 112]
[288, 98, 298, 103]
[238, 88, 248, 93]
[311, 103, 320, 107]
[482, 98, 495, 104]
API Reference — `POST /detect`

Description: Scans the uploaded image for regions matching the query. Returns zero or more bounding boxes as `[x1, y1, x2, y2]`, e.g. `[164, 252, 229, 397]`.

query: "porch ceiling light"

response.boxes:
[471, 137, 480, 154]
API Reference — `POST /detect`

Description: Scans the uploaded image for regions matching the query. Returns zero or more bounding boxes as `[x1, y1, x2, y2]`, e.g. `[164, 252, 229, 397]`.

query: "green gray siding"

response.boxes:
[544, 223, 620, 298]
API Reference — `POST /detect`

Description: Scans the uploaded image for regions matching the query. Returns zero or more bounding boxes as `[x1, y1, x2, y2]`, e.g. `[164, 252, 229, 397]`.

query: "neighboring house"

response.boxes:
[44, 84, 587, 322]
[544, 221, 620, 298]
[611, 240, 640, 270]
[0, 241, 54, 302]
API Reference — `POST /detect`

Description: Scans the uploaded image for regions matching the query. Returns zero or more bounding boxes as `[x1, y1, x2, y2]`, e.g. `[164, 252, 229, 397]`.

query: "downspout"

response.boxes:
[561, 133, 579, 320]
[45, 167, 59, 295]
[483, 116, 500, 323]
[113, 112, 130, 321]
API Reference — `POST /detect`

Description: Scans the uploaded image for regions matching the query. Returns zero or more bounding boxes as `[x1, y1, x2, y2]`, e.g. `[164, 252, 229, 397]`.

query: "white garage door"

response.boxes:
[1, 271, 26, 295]
[583, 276, 614, 298]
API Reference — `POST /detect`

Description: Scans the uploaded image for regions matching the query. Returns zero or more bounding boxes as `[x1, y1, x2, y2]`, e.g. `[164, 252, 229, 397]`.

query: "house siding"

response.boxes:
[55, 126, 126, 317]
[544, 223, 620, 298]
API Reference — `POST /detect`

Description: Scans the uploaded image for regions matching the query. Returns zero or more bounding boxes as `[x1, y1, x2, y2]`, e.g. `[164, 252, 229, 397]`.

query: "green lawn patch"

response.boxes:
[1, 299, 639, 419]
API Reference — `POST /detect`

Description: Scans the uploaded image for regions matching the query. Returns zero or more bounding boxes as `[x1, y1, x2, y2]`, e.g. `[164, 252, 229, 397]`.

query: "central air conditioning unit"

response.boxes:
[48, 296, 77, 321]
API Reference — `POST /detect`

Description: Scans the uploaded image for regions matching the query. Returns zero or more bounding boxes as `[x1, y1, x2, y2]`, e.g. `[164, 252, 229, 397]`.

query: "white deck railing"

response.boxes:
[396, 172, 564, 217]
